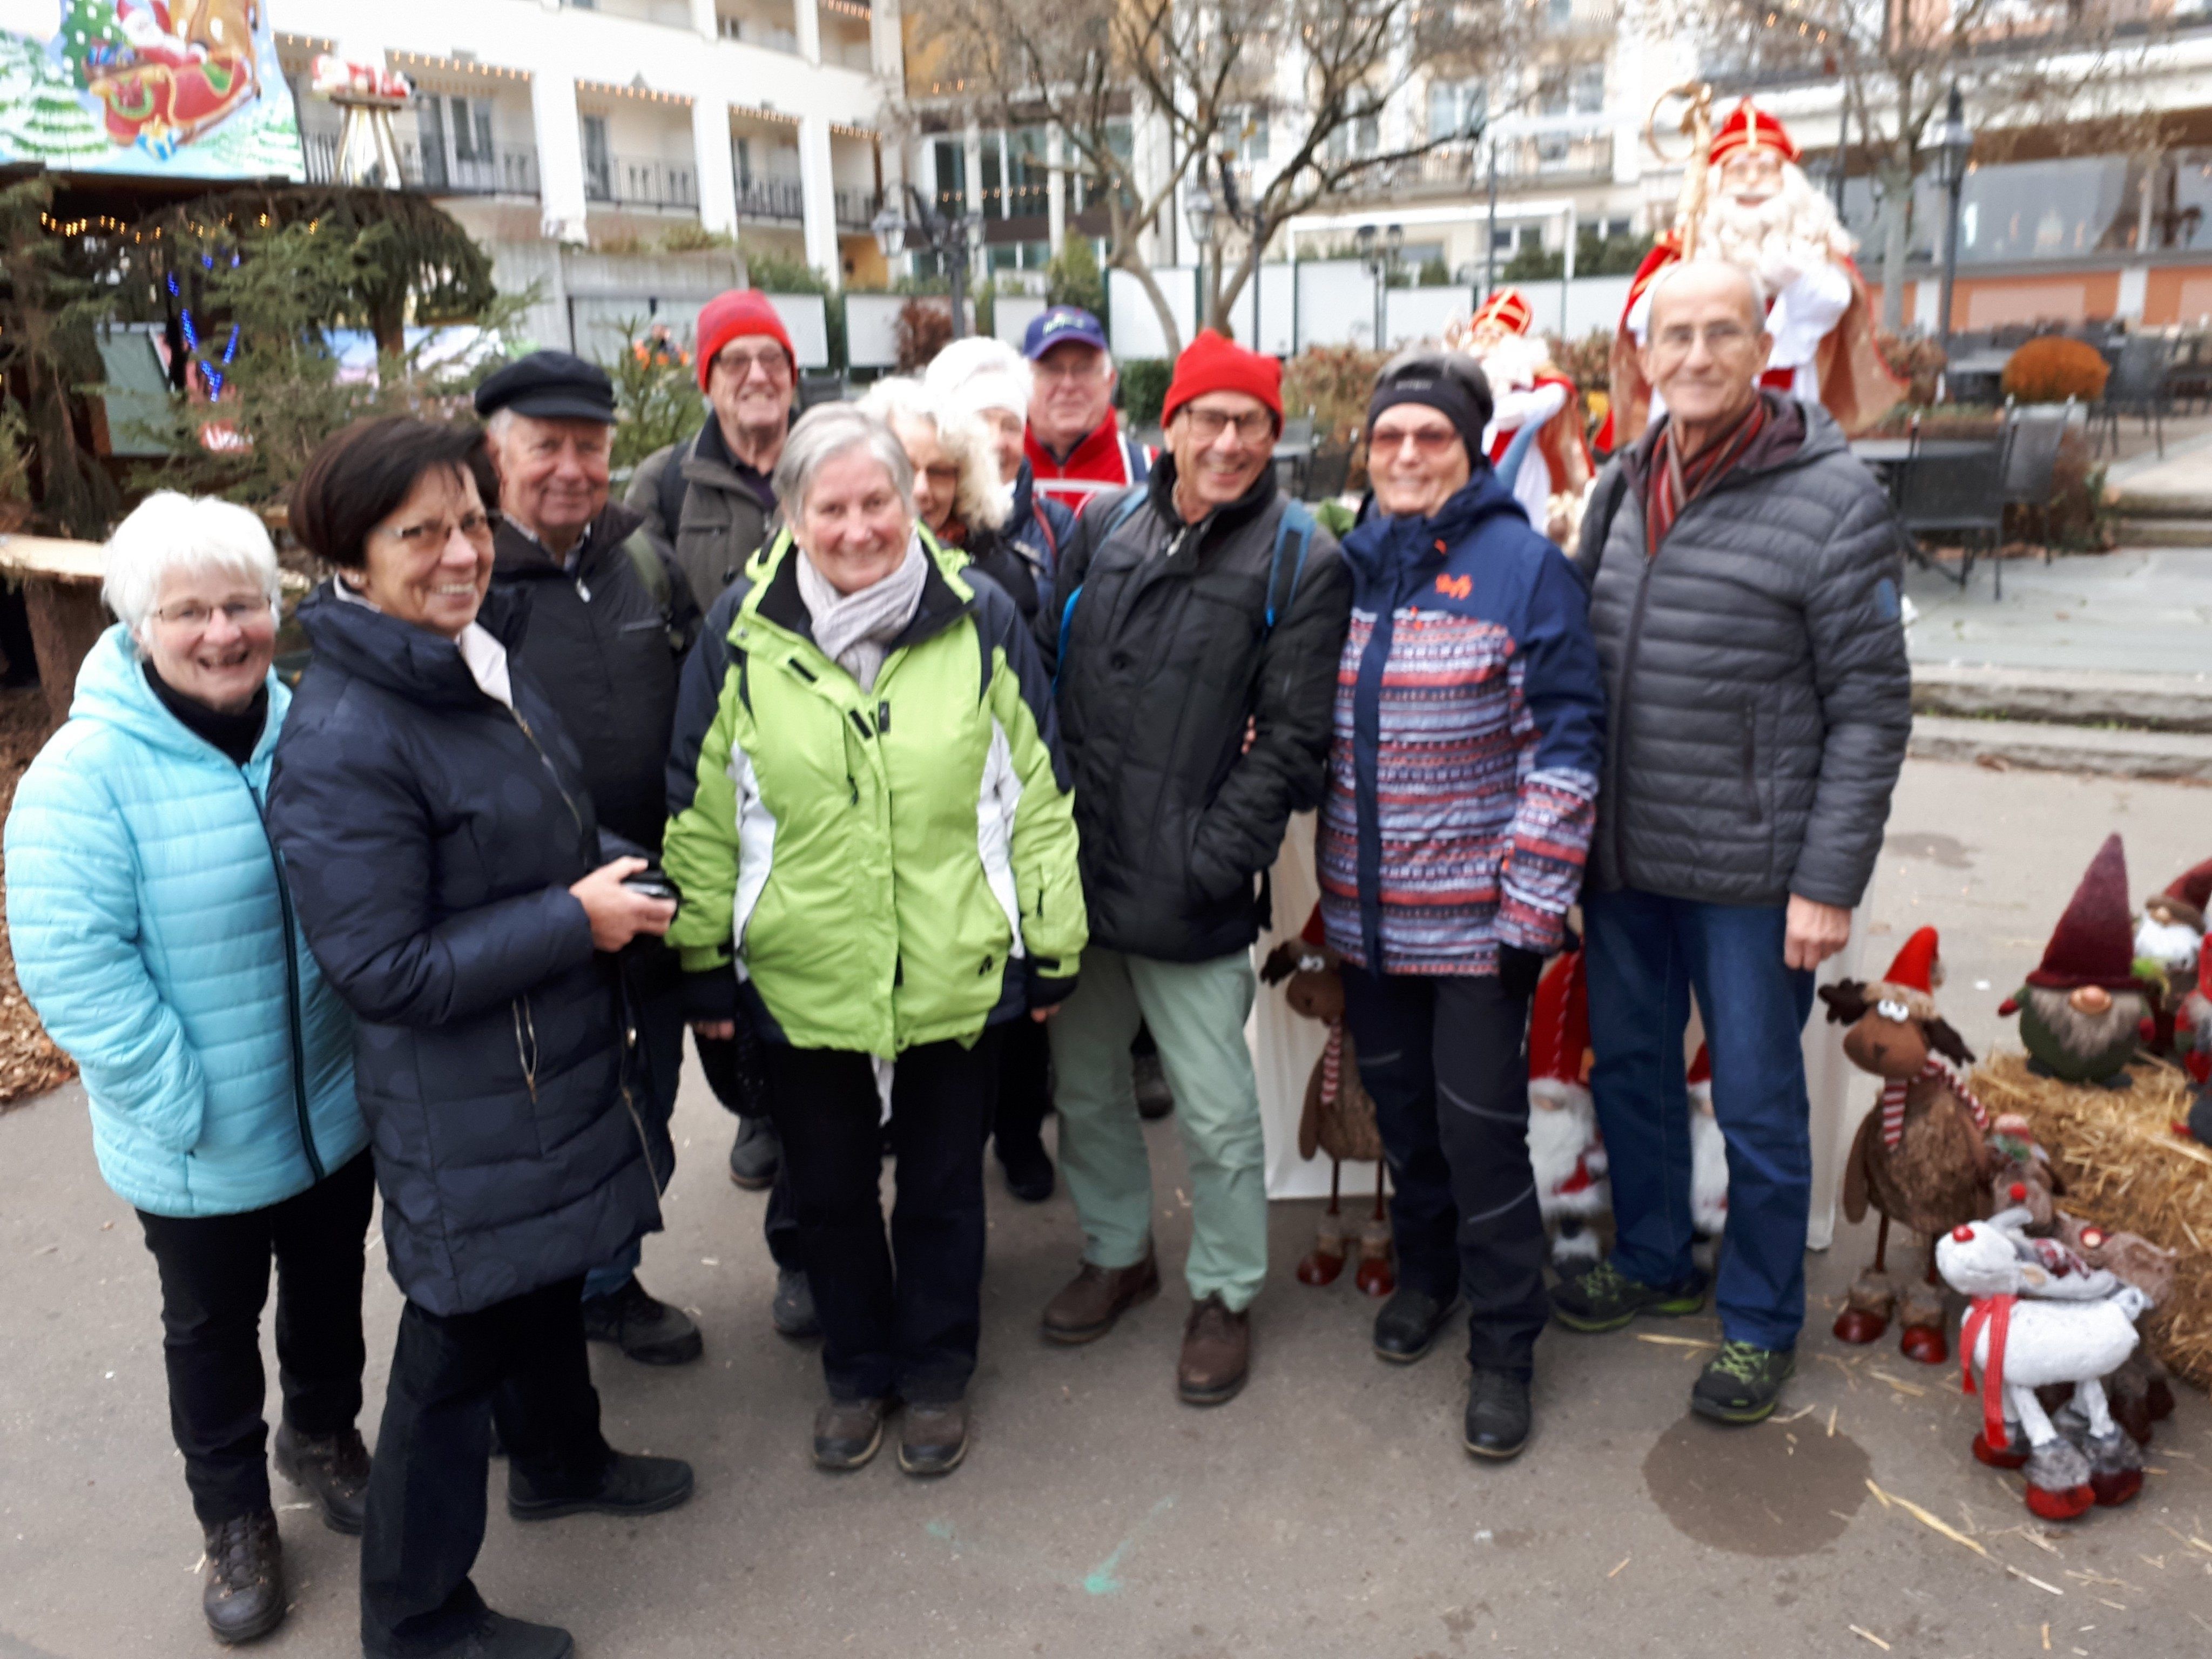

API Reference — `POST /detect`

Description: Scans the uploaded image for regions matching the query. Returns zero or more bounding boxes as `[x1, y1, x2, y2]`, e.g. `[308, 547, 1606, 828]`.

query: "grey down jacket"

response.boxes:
[1573, 399, 1911, 911]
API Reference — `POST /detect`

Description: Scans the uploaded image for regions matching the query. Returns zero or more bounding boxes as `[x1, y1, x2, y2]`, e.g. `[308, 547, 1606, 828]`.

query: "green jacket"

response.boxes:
[663, 530, 1085, 1056]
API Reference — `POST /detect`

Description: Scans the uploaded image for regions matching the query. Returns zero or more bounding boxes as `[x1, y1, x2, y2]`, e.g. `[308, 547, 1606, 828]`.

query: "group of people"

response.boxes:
[5, 252, 1911, 1659]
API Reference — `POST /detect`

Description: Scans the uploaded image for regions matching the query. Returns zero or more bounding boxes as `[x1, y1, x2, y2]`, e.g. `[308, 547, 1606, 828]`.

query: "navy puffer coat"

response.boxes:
[268, 583, 660, 1316]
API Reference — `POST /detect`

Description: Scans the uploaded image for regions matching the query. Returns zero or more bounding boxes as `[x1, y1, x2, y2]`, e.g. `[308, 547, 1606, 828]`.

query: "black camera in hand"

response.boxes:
[620, 864, 682, 918]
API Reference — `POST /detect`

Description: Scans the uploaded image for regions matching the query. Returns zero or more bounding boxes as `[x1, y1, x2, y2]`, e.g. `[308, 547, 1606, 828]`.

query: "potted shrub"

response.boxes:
[2001, 336, 2109, 406]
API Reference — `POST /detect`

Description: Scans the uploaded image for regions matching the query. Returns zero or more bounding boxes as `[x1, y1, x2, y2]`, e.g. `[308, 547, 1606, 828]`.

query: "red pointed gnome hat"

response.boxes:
[1870, 926, 1944, 1021]
[2027, 834, 2140, 992]
[1528, 949, 1591, 1098]
[1687, 1043, 1710, 1086]
[2155, 857, 2212, 932]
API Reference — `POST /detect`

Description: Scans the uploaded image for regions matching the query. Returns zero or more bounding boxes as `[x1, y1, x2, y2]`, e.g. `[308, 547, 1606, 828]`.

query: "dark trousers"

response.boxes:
[1339, 969, 1548, 1378]
[696, 1027, 804, 1271]
[763, 1030, 1002, 1404]
[136, 1151, 375, 1526]
[359, 1278, 611, 1656]
[993, 1014, 1053, 1158]
[1583, 888, 1816, 1351]
[584, 977, 686, 1298]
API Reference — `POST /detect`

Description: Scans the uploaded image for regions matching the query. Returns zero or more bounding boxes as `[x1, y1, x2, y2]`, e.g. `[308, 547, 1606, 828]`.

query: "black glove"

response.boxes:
[1496, 944, 1545, 1003]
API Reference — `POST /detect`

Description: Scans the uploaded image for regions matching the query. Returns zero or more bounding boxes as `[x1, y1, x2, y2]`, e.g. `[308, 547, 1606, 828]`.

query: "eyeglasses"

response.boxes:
[920, 462, 962, 489]
[1033, 353, 1109, 385]
[1651, 321, 1756, 358]
[152, 596, 274, 630]
[1181, 407, 1274, 444]
[1369, 424, 1462, 457]
[379, 510, 498, 552]
[712, 346, 792, 383]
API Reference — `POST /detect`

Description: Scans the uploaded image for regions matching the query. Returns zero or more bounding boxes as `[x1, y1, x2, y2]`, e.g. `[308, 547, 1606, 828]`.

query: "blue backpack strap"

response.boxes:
[1263, 500, 1316, 633]
[1053, 485, 1150, 692]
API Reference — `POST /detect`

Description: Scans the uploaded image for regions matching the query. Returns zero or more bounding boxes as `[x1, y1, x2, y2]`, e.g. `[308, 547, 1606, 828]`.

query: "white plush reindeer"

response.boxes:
[1933, 1212, 2150, 1522]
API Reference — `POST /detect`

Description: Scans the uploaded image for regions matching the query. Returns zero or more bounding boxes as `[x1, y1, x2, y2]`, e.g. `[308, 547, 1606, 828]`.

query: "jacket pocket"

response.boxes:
[1738, 701, 1763, 826]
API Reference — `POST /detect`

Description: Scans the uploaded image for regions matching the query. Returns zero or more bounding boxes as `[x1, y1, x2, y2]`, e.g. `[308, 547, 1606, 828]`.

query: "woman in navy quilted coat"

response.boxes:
[267, 417, 692, 1659]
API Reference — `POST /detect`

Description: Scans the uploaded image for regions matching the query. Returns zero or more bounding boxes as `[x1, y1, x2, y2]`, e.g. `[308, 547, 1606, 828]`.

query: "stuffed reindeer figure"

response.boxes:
[1825, 927, 1993, 1364]
[1936, 1212, 2149, 1522]
[1260, 908, 1393, 1296]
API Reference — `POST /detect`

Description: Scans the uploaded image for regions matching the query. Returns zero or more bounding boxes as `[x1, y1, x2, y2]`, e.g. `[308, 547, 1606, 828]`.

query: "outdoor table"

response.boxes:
[1848, 437, 1993, 466]
[0, 534, 108, 729]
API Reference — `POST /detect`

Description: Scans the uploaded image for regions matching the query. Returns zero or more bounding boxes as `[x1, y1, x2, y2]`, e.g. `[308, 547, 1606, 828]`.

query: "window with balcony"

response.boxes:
[1428, 80, 1483, 143]
[717, 2, 799, 53]
[1571, 64, 1604, 114]
[933, 137, 967, 217]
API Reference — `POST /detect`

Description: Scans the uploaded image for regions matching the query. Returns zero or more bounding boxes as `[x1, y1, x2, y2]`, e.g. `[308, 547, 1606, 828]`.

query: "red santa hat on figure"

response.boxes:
[1527, 950, 1608, 1261]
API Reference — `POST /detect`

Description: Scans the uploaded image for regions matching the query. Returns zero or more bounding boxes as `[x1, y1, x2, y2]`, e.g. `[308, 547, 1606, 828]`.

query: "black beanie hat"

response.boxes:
[1365, 349, 1495, 461]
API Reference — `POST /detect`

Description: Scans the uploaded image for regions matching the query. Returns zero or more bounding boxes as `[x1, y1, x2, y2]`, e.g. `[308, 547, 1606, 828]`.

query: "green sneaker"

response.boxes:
[1549, 1260, 1709, 1333]
[1691, 1340, 1797, 1425]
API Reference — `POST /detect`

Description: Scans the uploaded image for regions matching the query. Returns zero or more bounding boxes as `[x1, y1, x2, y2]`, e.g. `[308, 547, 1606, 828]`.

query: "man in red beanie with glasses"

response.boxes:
[629, 288, 797, 618]
[630, 288, 812, 1332]
[1035, 329, 1350, 1407]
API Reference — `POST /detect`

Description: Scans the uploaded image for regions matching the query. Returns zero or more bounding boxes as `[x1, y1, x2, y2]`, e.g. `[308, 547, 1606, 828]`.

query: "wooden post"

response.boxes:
[0, 536, 111, 731]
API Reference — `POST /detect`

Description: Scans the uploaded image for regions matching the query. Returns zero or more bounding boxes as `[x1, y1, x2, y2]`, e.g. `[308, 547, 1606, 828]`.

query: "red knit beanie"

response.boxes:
[2026, 833, 2140, 992]
[696, 289, 795, 391]
[1162, 329, 1282, 431]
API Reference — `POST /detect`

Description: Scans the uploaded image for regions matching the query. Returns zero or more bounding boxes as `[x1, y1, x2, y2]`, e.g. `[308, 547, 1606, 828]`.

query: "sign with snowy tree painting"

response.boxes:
[0, 0, 304, 179]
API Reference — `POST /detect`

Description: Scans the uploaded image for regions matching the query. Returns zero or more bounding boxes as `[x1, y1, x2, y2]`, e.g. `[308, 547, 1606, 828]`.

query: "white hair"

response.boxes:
[102, 491, 281, 646]
[773, 402, 915, 513]
[925, 335, 1034, 423]
[1644, 257, 1769, 329]
[859, 375, 1012, 532]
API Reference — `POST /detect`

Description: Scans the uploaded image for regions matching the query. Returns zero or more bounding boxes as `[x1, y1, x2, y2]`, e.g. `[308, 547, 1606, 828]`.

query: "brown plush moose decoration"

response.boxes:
[1824, 926, 1993, 1365]
[1260, 908, 1392, 1296]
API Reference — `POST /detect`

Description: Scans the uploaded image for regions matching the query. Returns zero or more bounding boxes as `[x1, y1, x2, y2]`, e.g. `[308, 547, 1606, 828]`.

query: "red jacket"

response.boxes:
[1024, 412, 1153, 514]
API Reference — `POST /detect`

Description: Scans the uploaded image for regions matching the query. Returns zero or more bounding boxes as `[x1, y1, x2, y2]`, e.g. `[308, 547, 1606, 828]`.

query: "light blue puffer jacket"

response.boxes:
[5, 625, 363, 1216]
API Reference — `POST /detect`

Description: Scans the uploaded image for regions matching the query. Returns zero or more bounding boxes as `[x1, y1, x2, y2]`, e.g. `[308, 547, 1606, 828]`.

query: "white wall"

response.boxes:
[1107, 268, 1197, 361]
[994, 294, 1047, 349]
[766, 292, 833, 368]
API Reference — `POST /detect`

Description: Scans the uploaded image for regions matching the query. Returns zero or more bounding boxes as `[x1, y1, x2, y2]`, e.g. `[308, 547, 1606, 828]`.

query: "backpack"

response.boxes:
[655, 428, 697, 548]
[1054, 487, 1317, 687]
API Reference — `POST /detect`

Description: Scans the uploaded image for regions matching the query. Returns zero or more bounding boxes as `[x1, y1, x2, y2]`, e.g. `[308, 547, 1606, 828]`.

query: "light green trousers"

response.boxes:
[1047, 946, 1267, 1312]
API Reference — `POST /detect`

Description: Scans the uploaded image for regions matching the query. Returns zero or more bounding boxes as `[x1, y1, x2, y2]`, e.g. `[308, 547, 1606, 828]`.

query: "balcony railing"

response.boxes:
[586, 153, 700, 210]
[301, 131, 541, 197]
[737, 174, 807, 220]
[835, 186, 881, 228]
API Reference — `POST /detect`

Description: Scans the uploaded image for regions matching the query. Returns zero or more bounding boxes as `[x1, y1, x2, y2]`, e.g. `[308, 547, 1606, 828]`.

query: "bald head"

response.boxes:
[1647, 258, 1767, 334]
[1640, 257, 1774, 446]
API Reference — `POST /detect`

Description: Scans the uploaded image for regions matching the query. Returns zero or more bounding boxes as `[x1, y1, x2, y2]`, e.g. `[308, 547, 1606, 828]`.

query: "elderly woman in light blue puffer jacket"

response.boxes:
[6, 493, 369, 1648]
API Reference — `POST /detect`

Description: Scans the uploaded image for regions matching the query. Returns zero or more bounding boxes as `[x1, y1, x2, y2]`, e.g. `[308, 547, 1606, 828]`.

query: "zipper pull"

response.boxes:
[877, 699, 891, 733]
[577, 577, 592, 602]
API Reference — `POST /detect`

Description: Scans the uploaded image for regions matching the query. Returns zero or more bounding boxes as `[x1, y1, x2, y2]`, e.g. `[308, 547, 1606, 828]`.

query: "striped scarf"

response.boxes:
[1879, 1058, 1990, 1150]
[1644, 394, 1768, 556]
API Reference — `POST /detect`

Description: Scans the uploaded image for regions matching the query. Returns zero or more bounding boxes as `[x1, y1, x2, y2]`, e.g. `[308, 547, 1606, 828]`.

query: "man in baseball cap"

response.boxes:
[1022, 305, 1154, 513]
[476, 351, 706, 1367]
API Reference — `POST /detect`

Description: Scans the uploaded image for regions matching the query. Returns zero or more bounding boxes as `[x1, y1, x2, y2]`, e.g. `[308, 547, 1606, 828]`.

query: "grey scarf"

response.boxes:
[794, 532, 929, 692]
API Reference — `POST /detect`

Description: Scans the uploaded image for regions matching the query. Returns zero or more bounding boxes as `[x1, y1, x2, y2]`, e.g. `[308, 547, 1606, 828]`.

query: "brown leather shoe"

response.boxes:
[898, 1399, 969, 1477]
[1041, 1249, 1161, 1344]
[812, 1397, 891, 1471]
[1177, 1295, 1251, 1405]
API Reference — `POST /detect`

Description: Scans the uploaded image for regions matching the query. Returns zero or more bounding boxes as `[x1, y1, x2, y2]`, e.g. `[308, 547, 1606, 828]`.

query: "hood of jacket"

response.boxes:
[1339, 464, 1527, 590]
[68, 622, 288, 766]
[294, 580, 530, 711]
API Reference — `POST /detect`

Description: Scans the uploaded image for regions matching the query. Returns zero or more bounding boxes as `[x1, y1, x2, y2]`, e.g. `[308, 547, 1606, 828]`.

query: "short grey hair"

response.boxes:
[102, 491, 282, 645]
[1645, 257, 1769, 329]
[772, 402, 914, 514]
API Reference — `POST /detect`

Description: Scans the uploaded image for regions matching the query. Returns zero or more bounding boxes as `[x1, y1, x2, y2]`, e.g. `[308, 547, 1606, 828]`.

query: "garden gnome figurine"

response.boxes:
[1525, 948, 1608, 1266]
[1999, 834, 2153, 1088]
[2134, 857, 2210, 1057]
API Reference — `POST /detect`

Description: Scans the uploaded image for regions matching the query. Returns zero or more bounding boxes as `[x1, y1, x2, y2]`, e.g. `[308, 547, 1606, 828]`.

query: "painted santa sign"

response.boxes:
[1601, 95, 1905, 450]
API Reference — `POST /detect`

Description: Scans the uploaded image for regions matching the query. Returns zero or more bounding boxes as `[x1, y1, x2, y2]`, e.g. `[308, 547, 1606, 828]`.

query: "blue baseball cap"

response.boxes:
[1023, 305, 1110, 361]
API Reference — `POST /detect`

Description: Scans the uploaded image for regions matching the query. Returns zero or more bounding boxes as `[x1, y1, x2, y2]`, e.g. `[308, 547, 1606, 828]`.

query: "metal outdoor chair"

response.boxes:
[798, 371, 846, 410]
[1892, 415, 2013, 594]
[1999, 396, 2075, 577]
[1274, 410, 1317, 498]
[2093, 334, 2171, 458]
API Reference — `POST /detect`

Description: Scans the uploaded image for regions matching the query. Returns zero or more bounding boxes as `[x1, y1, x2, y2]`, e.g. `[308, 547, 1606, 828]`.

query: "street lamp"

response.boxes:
[1357, 222, 1402, 349]
[1185, 177, 1216, 333]
[1922, 82, 1974, 375]
[872, 183, 977, 341]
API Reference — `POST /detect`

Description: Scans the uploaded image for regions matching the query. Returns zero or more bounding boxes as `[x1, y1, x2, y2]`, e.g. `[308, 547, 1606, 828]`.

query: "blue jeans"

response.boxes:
[1583, 888, 1816, 1351]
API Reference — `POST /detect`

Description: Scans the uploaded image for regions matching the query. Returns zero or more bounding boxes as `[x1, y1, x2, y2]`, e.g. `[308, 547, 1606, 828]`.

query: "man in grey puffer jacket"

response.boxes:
[1552, 260, 1911, 1427]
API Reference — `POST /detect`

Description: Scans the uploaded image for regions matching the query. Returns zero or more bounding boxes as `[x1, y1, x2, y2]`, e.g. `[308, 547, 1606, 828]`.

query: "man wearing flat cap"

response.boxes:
[475, 350, 705, 1368]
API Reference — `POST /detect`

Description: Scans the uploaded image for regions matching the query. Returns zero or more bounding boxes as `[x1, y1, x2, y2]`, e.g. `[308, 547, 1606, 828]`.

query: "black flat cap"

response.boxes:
[474, 350, 616, 423]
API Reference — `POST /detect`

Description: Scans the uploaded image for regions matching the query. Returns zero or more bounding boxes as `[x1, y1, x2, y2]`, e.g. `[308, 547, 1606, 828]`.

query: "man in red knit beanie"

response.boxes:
[1037, 326, 1348, 1408]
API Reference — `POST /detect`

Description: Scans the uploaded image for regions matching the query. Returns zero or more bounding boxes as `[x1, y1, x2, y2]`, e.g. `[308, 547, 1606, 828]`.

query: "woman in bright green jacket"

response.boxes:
[663, 402, 1084, 1479]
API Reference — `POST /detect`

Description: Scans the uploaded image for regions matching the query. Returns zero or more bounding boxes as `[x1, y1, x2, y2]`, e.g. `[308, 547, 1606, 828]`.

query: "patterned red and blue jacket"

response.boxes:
[1319, 470, 1604, 976]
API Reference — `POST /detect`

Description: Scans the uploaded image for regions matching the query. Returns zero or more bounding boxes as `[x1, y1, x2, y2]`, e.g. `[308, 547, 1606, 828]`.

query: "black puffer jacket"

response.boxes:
[1573, 396, 1911, 910]
[490, 502, 694, 854]
[268, 585, 660, 1316]
[1038, 457, 1350, 962]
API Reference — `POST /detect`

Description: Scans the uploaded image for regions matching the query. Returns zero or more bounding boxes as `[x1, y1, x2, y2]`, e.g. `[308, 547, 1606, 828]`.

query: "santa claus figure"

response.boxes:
[1446, 289, 1594, 534]
[1526, 949, 1608, 1266]
[1602, 96, 1905, 450]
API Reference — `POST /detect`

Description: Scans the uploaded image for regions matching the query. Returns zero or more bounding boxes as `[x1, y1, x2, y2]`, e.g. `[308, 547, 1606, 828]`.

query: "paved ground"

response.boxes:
[1904, 548, 2212, 680]
[5, 759, 2212, 1659]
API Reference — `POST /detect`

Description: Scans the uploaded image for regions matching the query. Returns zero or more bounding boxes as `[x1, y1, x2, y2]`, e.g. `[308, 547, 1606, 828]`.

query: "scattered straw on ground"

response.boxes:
[0, 688, 74, 1109]
[1972, 1051, 2210, 1391]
